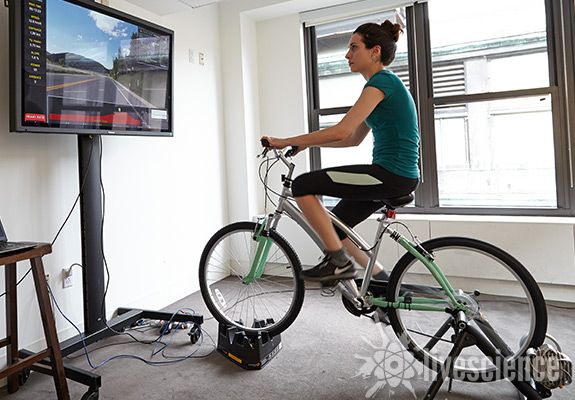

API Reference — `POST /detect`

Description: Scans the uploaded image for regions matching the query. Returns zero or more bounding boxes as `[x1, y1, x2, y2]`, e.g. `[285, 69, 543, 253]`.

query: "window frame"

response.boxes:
[304, 0, 575, 216]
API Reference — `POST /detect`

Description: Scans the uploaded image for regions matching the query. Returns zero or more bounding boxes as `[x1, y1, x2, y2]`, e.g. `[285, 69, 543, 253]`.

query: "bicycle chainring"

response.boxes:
[341, 294, 377, 317]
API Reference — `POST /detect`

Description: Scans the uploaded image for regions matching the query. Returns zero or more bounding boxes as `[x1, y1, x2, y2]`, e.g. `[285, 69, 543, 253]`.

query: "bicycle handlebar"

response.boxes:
[260, 138, 299, 159]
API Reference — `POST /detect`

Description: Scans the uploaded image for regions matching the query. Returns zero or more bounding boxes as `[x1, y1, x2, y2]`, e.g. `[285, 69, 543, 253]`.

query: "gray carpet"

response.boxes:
[1, 288, 574, 400]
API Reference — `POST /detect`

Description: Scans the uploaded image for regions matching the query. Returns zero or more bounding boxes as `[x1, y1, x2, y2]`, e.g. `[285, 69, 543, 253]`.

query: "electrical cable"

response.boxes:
[95, 137, 145, 342]
[0, 268, 32, 300]
[95, 137, 162, 346]
[0, 139, 95, 299]
[51, 137, 95, 247]
[263, 156, 269, 212]
[93, 137, 217, 356]
[67, 262, 84, 271]
[64, 322, 162, 361]
[258, 156, 281, 207]
[48, 283, 215, 368]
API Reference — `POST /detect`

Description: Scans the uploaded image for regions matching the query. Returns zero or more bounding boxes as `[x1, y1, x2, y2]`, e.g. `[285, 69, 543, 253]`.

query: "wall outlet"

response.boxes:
[62, 268, 73, 288]
[198, 52, 206, 66]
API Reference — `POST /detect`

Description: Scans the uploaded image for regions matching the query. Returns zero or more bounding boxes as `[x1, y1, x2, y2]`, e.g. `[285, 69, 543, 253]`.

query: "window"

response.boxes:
[429, 0, 549, 97]
[304, 0, 575, 215]
[429, 0, 556, 209]
[435, 96, 555, 208]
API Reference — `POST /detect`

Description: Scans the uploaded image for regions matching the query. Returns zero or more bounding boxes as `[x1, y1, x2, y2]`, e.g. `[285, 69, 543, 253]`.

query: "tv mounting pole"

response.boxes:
[77, 135, 106, 335]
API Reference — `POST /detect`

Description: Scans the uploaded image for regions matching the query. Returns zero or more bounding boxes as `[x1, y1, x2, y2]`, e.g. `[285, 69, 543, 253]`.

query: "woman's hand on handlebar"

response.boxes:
[260, 136, 288, 149]
[261, 136, 306, 157]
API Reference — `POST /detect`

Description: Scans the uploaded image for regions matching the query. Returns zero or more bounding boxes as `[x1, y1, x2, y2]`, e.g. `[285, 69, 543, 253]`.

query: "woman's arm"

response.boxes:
[320, 122, 370, 148]
[263, 86, 384, 149]
[291, 123, 370, 156]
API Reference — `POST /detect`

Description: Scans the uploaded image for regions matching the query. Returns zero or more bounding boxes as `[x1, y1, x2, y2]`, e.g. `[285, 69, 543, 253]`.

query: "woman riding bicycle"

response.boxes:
[262, 20, 420, 283]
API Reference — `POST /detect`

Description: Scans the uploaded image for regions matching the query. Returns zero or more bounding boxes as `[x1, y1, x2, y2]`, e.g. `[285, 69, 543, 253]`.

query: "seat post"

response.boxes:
[359, 212, 391, 297]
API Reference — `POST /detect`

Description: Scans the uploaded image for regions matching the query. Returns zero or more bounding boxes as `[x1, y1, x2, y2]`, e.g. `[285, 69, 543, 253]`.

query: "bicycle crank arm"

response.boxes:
[338, 280, 362, 308]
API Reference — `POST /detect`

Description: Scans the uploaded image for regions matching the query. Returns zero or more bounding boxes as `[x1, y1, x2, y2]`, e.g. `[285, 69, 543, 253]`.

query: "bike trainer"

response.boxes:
[217, 321, 282, 370]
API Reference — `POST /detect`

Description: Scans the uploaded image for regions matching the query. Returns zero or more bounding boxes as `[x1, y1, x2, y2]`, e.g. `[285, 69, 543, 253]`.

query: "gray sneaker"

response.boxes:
[301, 255, 358, 282]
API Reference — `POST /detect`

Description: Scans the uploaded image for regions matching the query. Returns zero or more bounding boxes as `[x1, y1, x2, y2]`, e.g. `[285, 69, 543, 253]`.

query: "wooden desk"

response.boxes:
[0, 244, 70, 399]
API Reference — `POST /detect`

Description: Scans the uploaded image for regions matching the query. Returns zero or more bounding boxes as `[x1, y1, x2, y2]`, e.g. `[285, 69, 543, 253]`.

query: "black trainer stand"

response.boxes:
[217, 322, 282, 370]
[17, 136, 202, 400]
[423, 311, 545, 400]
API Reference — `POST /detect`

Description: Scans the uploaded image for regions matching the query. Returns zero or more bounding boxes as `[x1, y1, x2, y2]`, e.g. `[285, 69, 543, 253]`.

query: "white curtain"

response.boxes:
[300, 0, 428, 27]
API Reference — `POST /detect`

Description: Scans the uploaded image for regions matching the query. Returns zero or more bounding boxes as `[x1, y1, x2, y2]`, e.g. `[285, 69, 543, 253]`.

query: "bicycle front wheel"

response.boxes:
[386, 237, 547, 382]
[199, 221, 305, 337]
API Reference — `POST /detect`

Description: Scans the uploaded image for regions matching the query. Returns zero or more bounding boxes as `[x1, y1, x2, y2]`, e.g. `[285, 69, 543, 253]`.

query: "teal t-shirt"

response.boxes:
[364, 70, 420, 179]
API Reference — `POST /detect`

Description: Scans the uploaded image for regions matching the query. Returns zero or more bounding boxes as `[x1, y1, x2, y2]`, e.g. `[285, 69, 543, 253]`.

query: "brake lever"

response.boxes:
[258, 148, 270, 158]
[285, 146, 299, 158]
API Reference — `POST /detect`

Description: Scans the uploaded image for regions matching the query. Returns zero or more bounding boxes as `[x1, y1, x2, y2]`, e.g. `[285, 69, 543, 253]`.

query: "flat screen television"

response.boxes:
[9, 0, 174, 136]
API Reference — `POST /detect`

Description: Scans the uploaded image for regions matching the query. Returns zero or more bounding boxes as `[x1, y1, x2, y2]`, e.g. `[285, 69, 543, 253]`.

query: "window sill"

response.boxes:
[377, 213, 575, 225]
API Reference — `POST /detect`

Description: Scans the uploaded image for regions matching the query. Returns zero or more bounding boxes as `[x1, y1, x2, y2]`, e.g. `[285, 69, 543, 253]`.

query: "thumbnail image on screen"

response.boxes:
[22, 0, 171, 133]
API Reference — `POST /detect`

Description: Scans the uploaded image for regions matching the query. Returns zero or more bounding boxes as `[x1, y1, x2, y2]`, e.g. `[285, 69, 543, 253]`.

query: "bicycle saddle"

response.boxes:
[380, 193, 414, 209]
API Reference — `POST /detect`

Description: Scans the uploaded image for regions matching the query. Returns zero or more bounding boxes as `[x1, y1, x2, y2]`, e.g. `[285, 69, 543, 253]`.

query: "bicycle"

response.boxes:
[199, 144, 570, 398]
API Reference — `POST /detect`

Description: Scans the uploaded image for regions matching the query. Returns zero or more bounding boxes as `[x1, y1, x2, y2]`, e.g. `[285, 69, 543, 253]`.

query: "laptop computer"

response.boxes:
[0, 218, 38, 256]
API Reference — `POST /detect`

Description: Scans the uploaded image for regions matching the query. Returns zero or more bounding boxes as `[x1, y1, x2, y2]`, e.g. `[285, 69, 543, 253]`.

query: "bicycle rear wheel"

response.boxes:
[386, 237, 547, 382]
[199, 221, 305, 337]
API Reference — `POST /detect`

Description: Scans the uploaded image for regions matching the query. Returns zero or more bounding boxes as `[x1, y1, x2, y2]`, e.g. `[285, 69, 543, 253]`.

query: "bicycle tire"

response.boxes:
[386, 236, 547, 382]
[199, 221, 305, 337]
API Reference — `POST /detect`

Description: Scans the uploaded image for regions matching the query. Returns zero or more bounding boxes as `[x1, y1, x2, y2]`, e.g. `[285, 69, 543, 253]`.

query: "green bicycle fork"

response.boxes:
[243, 226, 272, 284]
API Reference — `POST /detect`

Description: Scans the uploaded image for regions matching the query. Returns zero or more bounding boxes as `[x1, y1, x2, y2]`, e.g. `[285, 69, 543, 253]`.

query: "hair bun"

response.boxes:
[381, 20, 403, 43]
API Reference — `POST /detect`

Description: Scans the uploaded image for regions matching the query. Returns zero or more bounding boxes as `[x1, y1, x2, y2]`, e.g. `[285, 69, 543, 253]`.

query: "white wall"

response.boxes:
[219, 0, 358, 223]
[100, 0, 226, 315]
[255, 13, 327, 262]
[0, 0, 226, 364]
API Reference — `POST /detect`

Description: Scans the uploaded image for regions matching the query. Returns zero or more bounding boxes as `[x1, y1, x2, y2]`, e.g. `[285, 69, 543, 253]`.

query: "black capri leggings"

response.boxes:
[291, 164, 418, 240]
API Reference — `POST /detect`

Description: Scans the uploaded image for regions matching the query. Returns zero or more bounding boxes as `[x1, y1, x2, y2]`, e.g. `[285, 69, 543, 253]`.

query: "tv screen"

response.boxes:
[9, 0, 174, 136]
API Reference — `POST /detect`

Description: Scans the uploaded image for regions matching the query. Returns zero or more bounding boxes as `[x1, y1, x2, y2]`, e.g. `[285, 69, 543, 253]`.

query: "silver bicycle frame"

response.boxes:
[264, 149, 388, 297]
